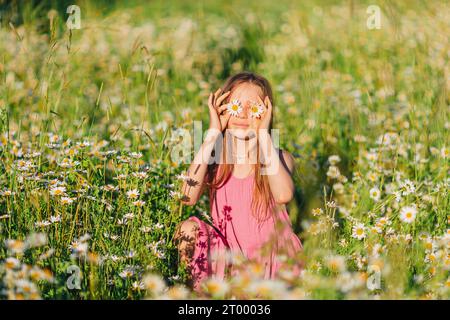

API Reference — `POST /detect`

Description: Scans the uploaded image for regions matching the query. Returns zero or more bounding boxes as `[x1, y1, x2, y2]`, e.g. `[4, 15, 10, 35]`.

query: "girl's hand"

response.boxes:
[208, 88, 231, 131]
[252, 95, 272, 131]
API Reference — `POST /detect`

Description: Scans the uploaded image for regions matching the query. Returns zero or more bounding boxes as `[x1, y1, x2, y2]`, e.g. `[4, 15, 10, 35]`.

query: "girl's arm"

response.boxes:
[180, 89, 231, 206]
[255, 95, 295, 204]
[180, 130, 221, 205]
[258, 131, 295, 204]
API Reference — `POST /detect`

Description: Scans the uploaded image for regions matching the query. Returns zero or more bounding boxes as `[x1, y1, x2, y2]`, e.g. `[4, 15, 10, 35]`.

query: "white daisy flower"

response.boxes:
[369, 187, 381, 202]
[143, 273, 166, 294]
[326, 165, 341, 179]
[167, 285, 189, 299]
[50, 186, 66, 197]
[352, 223, 366, 240]
[249, 101, 265, 118]
[328, 155, 341, 165]
[399, 205, 417, 223]
[440, 146, 448, 159]
[325, 254, 346, 273]
[333, 183, 345, 194]
[5, 257, 21, 269]
[60, 197, 74, 205]
[124, 212, 135, 220]
[132, 281, 145, 291]
[133, 200, 146, 207]
[126, 189, 140, 200]
[140, 226, 152, 233]
[119, 267, 135, 279]
[50, 215, 61, 223]
[154, 222, 164, 230]
[203, 277, 230, 298]
[227, 99, 243, 116]
[400, 179, 416, 195]
[129, 152, 143, 159]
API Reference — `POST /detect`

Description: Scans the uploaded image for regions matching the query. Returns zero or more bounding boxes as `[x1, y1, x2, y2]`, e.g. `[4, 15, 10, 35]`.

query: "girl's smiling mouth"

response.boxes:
[231, 122, 249, 128]
[230, 121, 250, 128]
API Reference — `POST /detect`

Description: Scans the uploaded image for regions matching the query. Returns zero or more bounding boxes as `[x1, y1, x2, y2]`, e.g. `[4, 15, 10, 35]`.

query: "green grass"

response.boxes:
[0, 0, 448, 299]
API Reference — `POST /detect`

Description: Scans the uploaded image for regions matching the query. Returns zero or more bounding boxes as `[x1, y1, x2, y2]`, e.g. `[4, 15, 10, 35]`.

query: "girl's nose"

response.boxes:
[237, 101, 250, 119]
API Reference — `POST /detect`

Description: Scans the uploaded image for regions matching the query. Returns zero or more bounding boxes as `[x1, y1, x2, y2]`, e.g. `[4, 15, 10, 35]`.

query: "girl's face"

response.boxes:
[226, 82, 264, 139]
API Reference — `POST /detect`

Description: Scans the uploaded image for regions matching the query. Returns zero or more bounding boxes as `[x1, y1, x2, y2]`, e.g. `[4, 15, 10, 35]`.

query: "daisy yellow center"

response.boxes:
[54, 190, 63, 195]
[257, 286, 270, 296]
[251, 106, 258, 113]
[406, 212, 412, 218]
[330, 262, 338, 270]
[251, 264, 263, 273]
[356, 229, 363, 235]
[232, 105, 239, 111]
[207, 282, 220, 293]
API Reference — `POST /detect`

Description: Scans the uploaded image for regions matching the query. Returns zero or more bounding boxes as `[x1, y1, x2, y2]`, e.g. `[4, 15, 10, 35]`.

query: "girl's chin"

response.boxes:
[226, 128, 257, 140]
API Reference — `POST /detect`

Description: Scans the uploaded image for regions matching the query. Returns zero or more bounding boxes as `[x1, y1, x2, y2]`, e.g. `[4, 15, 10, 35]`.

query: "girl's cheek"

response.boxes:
[252, 118, 261, 129]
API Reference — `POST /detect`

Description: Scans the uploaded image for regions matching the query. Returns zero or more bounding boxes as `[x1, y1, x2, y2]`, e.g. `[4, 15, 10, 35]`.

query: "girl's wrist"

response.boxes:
[257, 129, 272, 144]
[205, 128, 222, 143]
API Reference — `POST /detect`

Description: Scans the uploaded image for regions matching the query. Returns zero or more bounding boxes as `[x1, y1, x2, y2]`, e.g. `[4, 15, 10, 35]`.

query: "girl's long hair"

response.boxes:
[205, 71, 275, 223]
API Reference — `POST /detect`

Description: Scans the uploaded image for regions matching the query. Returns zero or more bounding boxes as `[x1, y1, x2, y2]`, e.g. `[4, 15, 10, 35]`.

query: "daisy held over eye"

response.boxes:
[174, 71, 303, 294]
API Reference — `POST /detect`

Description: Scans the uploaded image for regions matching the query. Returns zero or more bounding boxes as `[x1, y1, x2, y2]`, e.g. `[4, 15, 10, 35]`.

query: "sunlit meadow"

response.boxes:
[0, 0, 448, 299]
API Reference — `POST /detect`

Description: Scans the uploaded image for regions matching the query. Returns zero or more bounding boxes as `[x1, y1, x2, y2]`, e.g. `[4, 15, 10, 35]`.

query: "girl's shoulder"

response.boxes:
[275, 148, 295, 174]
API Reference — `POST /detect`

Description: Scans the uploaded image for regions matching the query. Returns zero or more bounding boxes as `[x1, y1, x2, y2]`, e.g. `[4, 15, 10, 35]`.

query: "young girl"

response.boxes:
[175, 71, 303, 293]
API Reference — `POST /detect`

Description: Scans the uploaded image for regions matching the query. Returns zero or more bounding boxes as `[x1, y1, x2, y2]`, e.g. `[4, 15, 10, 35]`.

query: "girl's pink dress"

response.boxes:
[186, 172, 303, 292]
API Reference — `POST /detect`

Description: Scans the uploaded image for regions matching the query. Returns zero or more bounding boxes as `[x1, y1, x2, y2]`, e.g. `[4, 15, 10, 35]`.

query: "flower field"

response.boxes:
[0, 0, 448, 299]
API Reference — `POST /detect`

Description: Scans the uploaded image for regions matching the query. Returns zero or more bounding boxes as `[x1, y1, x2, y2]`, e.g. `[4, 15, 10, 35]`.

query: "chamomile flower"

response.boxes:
[326, 165, 341, 179]
[5, 257, 20, 269]
[203, 277, 230, 298]
[133, 200, 146, 207]
[119, 267, 135, 279]
[328, 155, 341, 165]
[60, 197, 74, 205]
[227, 99, 242, 116]
[132, 281, 145, 291]
[399, 205, 417, 223]
[126, 189, 140, 200]
[166, 285, 189, 299]
[143, 273, 166, 295]
[48, 216, 60, 225]
[352, 223, 366, 240]
[325, 255, 346, 273]
[249, 101, 265, 118]
[369, 187, 381, 202]
[50, 186, 66, 197]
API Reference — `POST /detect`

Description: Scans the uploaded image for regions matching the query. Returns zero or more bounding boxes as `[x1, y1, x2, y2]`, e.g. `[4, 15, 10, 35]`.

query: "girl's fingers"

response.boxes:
[220, 112, 230, 130]
[223, 113, 231, 126]
[215, 91, 230, 107]
[218, 105, 228, 114]
[208, 93, 218, 118]
[213, 88, 222, 102]
[265, 96, 273, 111]
[208, 92, 215, 110]
[257, 95, 268, 111]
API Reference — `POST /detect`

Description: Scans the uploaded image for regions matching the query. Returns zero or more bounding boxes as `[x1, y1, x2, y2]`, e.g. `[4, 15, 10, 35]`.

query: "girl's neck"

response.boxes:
[231, 136, 257, 164]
